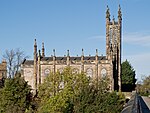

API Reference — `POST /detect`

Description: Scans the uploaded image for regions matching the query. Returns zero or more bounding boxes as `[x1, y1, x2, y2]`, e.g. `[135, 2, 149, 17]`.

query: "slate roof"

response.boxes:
[23, 56, 106, 65]
[41, 57, 53, 61]
[98, 56, 106, 60]
[22, 59, 34, 65]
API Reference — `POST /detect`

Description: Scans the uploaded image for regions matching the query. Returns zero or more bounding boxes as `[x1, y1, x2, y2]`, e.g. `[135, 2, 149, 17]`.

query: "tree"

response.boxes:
[0, 74, 33, 113]
[37, 67, 125, 113]
[137, 75, 150, 96]
[121, 60, 136, 92]
[73, 79, 125, 113]
[3, 48, 28, 78]
[142, 75, 150, 95]
[38, 67, 89, 113]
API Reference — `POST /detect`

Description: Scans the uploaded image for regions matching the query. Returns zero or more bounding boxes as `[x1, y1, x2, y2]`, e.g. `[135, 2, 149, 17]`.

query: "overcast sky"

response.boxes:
[0, 0, 150, 81]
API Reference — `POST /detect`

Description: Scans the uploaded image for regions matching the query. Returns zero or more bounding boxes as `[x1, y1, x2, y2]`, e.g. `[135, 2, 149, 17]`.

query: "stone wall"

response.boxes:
[0, 60, 7, 87]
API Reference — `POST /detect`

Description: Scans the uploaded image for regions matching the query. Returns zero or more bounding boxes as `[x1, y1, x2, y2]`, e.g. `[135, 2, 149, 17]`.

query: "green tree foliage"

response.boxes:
[38, 67, 125, 113]
[0, 74, 33, 113]
[137, 75, 150, 96]
[38, 67, 89, 113]
[121, 60, 136, 92]
[73, 78, 125, 113]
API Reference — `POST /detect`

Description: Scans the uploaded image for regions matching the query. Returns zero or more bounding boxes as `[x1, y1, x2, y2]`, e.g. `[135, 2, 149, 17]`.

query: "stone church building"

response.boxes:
[21, 6, 122, 92]
[0, 60, 7, 87]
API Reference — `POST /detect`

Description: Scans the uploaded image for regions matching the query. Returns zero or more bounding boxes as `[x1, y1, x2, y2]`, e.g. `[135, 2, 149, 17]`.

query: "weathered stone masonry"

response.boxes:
[21, 6, 122, 92]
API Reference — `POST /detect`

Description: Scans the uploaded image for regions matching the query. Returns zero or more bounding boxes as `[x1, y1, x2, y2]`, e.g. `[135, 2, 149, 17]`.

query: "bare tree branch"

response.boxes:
[3, 48, 29, 78]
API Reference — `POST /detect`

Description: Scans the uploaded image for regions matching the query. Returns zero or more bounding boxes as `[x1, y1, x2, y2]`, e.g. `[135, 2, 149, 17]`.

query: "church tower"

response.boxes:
[106, 5, 122, 91]
[21, 5, 123, 92]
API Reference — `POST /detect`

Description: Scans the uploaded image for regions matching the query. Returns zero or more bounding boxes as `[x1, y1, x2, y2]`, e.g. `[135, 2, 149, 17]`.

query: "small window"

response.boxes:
[44, 68, 50, 76]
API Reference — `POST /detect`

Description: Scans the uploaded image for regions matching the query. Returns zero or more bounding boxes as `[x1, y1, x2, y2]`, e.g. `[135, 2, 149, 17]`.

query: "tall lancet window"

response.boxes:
[101, 68, 107, 78]
[114, 28, 118, 46]
[86, 68, 93, 78]
[109, 28, 113, 46]
[58, 68, 64, 90]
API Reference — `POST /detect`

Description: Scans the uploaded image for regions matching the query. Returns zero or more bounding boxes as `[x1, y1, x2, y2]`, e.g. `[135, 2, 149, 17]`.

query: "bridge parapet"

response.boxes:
[121, 93, 141, 113]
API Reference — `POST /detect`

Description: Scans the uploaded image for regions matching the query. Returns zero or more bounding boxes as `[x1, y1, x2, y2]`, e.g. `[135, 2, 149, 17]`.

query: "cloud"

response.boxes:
[122, 0, 142, 2]
[88, 31, 150, 47]
[123, 32, 150, 46]
[87, 32, 150, 81]
[123, 31, 150, 80]
[123, 53, 150, 80]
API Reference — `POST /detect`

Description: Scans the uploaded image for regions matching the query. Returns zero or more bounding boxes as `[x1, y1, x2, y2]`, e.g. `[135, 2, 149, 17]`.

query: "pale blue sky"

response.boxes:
[0, 0, 150, 81]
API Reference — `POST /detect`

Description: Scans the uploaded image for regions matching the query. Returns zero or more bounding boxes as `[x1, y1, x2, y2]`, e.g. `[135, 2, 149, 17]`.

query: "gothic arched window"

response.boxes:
[86, 68, 93, 78]
[59, 69, 64, 90]
[109, 28, 113, 46]
[101, 68, 107, 78]
[114, 29, 118, 46]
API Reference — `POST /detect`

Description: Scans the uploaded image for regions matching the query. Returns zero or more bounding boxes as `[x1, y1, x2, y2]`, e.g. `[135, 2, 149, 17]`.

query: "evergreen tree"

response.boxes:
[0, 74, 33, 113]
[73, 79, 125, 113]
[121, 60, 136, 92]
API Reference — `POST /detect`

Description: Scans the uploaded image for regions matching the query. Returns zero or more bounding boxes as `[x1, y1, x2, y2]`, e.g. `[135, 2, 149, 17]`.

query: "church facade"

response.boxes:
[21, 6, 122, 92]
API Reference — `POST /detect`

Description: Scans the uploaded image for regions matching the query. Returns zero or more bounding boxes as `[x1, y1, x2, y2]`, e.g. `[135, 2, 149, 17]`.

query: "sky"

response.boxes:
[0, 0, 150, 81]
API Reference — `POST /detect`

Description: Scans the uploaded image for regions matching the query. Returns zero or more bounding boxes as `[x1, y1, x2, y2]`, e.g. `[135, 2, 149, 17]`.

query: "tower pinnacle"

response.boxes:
[53, 49, 55, 56]
[34, 39, 37, 46]
[82, 48, 84, 56]
[118, 5, 122, 20]
[96, 49, 98, 56]
[106, 5, 110, 20]
[67, 50, 69, 57]
[42, 42, 45, 57]
[34, 39, 37, 55]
